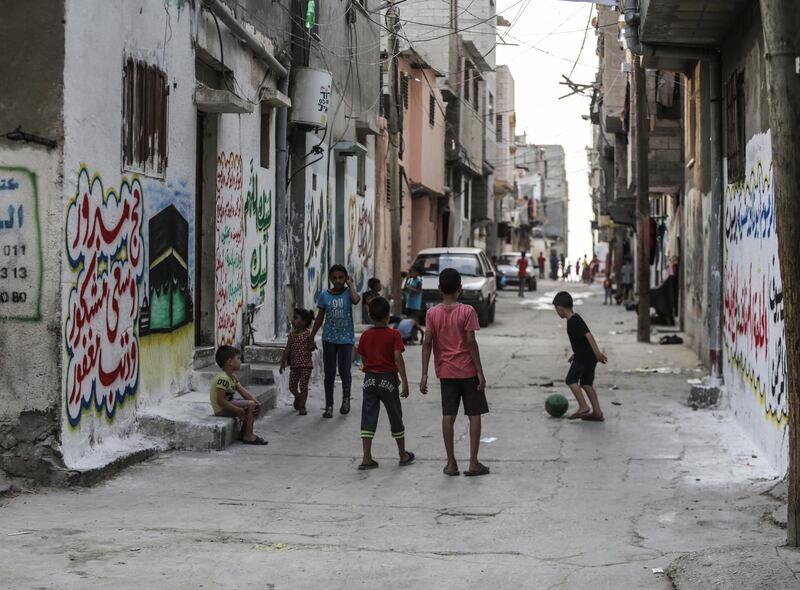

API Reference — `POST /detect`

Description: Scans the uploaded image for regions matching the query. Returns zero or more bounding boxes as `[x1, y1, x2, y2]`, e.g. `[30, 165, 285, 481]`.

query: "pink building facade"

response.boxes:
[374, 51, 447, 287]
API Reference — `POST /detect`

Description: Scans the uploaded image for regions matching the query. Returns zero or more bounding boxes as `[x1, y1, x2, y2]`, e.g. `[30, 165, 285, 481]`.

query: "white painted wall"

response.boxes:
[60, 0, 279, 466]
[722, 130, 788, 472]
[0, 143, 63, 423]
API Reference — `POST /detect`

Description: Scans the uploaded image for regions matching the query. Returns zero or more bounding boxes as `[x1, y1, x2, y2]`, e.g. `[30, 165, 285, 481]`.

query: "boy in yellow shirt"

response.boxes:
[210, 346, 267, 445]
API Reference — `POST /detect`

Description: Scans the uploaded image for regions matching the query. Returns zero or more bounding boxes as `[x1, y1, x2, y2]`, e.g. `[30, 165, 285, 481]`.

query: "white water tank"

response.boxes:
[289, 67, 333, 130]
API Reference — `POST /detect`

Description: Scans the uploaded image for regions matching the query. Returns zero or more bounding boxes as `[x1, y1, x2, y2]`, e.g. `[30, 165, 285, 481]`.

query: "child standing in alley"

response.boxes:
[210, 346, 267, 445]
[420, 268, 489, 477]
[356, 296, 415, 470]
[280, 308, 315, 415]
[603, 274, 614, 305]
[311, 264, 361, 418]
[552, 291, 608, 421]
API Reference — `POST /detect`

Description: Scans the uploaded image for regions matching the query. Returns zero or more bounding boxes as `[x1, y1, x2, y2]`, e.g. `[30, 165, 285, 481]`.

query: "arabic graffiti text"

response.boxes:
[215, 152, 244, 345]
[64, 167, 144, 426]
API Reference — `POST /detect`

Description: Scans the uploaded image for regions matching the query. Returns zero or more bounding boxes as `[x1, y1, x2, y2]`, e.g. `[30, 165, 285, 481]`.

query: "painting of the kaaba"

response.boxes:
[145, 204, 192, 333]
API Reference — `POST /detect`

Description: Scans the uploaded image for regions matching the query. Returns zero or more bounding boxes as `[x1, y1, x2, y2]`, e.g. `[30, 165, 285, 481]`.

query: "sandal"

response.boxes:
[323, 407, 333, 419]
[340, 397, 351, 415]
[581, 414, 605, 422]
[242, 436, 268, 446]
[443, 466, 460, 476]
[464, 463, 490, 477]
[358, 460, 379, 470]
[399, 451, 415, 466]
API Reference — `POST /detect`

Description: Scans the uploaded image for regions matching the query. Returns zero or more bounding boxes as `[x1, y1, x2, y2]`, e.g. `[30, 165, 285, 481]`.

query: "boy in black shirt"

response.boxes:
[553, 291, 608, 421]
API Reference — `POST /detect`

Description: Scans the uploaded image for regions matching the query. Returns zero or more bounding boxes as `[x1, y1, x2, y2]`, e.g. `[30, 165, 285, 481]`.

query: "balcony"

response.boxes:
[639, 0, 752, 47]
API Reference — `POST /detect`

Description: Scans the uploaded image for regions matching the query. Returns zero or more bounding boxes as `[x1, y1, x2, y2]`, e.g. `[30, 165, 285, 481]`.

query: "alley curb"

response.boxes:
[667, 544, 800, 589]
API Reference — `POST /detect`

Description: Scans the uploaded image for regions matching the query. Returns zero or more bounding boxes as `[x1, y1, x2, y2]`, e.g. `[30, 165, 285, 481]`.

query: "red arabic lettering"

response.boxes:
[64, 169, 144, 426]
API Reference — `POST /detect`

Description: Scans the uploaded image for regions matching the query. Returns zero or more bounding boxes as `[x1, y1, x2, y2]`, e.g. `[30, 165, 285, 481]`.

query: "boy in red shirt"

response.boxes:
[356, 296, 415, 470]
[420, 268, 489, 477]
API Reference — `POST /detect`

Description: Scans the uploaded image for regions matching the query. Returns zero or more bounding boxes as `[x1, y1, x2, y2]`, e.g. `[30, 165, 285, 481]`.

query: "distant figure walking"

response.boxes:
[516, 252, 529, 298]
[537, 251, 546, 279]
[621, 259, 634, 302]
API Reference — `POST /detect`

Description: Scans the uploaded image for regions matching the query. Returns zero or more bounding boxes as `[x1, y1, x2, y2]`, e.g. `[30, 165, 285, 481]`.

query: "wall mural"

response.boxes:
[244, 158, 272, 297]
[64, 167, 144, 426]
[0, 167, 42, 320]
[346, 193, 374, 293]
[303, 147, 330, 308]
[138, 179, 194, 397]
[215, 152, 244, 345]
[723, 130, 787, 428]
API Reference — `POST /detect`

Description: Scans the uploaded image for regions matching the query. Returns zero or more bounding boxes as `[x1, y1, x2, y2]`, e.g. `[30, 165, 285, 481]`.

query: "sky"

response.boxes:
[496, 0, 598, 261]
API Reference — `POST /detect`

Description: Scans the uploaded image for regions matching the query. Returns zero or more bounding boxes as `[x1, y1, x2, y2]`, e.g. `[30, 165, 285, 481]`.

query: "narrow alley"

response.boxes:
[0, 281, 788, 588]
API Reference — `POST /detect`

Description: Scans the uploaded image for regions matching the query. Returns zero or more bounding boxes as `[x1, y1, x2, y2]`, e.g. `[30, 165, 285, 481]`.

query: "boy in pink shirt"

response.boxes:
[420, 268, 489, 477]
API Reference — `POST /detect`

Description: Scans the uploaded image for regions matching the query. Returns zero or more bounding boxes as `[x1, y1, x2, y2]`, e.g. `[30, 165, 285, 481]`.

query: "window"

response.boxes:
[429, 94, 436, 126]
[472, 76, 479, 109]
[464, 65, 470, 103]
[357, 152, 366, 196]
[725, 71, 745, 182]
[312, 173, 317, 191]
[260, 106, 271, 169]
[123, 57, 169, 176]
[401, 74, 409, 110]
[496, 114, 503, 142]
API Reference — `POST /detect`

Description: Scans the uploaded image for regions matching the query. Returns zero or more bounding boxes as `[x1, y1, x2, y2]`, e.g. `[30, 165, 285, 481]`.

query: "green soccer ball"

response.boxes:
[545, 394, 569, 418]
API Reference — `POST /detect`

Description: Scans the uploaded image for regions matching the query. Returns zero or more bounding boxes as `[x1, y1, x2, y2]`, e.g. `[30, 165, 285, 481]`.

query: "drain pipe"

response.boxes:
[622, 0, 723, 378]
[275, 59, 291, 339]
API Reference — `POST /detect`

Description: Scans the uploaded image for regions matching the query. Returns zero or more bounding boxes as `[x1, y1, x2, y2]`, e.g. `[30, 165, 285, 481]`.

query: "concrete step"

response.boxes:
[249, 363, 277, 385]
[137, 385, 277, 451]
[190, 363, 253, 392]
[242, 343, 286, 364]
[193, 346, 215, 370]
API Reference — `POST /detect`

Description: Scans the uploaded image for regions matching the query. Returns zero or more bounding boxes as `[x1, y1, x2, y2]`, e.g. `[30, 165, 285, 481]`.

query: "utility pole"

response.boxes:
[633, 54, 650, 343]
[385, 4, 403, 314]
[760, 0, 800, 547]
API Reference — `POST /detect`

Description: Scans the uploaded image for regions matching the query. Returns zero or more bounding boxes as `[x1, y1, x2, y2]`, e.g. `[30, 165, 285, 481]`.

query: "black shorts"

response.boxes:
[361, 372, 405, 439]
[566, 360, 597, 386]
[440, 376, 489, 416]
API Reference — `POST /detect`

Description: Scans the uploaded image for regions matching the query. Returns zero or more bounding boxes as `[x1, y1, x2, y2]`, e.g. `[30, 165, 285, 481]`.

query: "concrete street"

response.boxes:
[0, 280, 788, 589]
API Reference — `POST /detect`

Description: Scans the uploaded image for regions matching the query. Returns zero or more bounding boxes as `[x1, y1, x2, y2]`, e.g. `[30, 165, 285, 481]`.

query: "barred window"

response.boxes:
[122, 58, 168, 177]
[429, 94, 436, 126]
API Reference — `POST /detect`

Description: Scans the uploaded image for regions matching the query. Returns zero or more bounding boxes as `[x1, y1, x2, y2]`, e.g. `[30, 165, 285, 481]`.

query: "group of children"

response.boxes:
[210, 263, 608, 472]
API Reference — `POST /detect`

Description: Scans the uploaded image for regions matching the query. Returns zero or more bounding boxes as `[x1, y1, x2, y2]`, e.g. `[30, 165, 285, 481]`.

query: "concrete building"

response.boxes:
[494, 65, 526, 253]
[515, 139, 569, 257]
[397, 0, 495, 250]
[598, 0, 788, 472]
[373, 50, 447, 282]
[0, 0, 380, 482]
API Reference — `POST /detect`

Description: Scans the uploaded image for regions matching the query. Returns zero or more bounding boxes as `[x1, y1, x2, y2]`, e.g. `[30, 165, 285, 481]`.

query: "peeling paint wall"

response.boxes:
[0, 1, 66, 480]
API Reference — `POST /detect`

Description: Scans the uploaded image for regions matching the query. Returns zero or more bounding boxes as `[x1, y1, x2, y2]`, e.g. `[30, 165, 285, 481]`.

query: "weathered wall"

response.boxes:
[60, 0, 279, 467]
[0, 1, 66, 480]
[722, 131, 787, 470]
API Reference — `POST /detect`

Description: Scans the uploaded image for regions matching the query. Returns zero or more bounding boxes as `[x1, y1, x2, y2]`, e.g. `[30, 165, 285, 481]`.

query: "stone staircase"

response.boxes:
[137, 344, 288, 451]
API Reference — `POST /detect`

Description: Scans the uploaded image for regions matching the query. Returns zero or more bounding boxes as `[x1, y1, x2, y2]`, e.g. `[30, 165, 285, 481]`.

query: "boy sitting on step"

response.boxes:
[210, 346, 268, 445]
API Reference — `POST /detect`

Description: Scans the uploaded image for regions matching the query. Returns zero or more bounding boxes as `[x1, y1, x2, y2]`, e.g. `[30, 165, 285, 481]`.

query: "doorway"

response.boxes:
[334, 159, 346, 265]
[195, 111, 218, 346]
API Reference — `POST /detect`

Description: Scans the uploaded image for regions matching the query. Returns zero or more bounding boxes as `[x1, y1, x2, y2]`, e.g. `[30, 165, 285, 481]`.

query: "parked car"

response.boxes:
[497, 252, 537, 291]
[409, 247, 498, 327]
